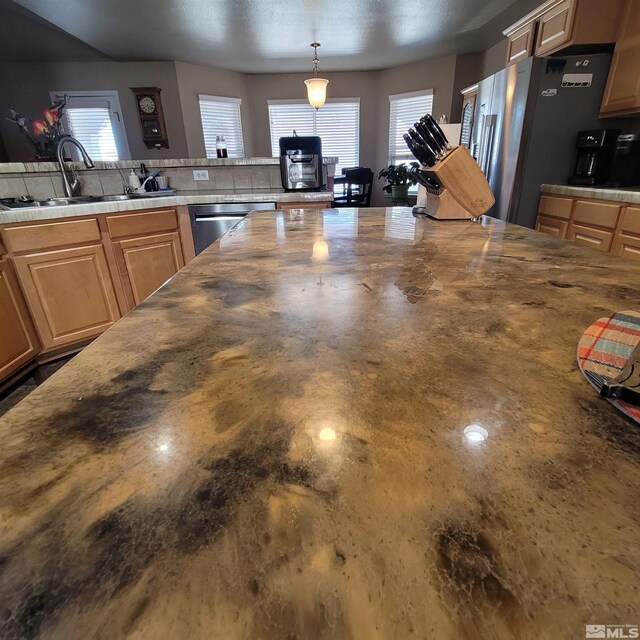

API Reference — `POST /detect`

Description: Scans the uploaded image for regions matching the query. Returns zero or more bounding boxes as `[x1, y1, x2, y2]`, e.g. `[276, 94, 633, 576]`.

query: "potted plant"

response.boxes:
[378, 162, 419, 200]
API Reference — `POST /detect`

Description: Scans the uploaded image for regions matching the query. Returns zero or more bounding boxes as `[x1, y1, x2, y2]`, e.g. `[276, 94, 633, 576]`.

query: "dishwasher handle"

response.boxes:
[195, 215, 245, 222]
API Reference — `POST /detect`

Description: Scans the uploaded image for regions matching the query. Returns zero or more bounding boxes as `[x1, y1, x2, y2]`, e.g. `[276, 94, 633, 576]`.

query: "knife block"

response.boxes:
[416, 184, 476, 220]
[423, 146, 495, 218]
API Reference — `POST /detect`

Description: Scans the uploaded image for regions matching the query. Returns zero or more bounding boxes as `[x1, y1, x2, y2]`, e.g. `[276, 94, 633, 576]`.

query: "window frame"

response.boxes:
[387, 88, 434, 166]
[267, 97, 360, 176]
[198, 94, 245, 159]
[50, 90, 131, 161]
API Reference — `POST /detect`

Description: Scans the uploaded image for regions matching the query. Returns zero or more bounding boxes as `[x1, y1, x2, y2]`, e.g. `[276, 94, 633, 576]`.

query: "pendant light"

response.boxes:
[304, 42, 329, 110]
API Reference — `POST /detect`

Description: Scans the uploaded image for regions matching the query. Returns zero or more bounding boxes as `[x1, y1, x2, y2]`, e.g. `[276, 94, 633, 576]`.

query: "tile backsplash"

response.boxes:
[0, 157, 337, 200]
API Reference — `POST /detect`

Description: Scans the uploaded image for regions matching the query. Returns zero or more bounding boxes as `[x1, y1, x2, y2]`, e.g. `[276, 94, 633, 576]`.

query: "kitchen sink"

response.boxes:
[0, 192, 173, 209]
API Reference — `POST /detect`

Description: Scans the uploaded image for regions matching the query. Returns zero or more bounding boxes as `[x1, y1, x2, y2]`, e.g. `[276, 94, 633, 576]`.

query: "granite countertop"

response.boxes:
[0, 188, 334, 225]
[542, 183, 640, 204]
[0, 208, 638, 639]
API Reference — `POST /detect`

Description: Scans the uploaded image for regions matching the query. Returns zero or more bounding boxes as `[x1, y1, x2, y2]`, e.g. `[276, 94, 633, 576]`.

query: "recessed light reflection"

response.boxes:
[318, 427, 336, 442]
[463, 424, 488, 445]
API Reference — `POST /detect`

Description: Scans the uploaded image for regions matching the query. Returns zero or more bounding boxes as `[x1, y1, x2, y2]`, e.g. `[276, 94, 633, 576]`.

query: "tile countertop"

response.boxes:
[0, 156, 339, 174]
[0, 189, 334, 225]
[541, 183, 640, 204]
[0, 208, 639, 639]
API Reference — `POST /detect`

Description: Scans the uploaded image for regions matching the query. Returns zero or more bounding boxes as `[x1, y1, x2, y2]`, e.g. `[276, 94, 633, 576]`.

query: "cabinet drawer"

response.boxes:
[619, 206, 640, 235]
[506, 21, 536, 66]
[567, 223, 613, 252]
[535, 214, 569, 239]
[538, 194, 573, 219]
[572, 200, 620, 229]
[106, 209, 178, 239]
[612, 232, 640, 262]
[2, 218, 101, 253]
[535, 0, 576, 55]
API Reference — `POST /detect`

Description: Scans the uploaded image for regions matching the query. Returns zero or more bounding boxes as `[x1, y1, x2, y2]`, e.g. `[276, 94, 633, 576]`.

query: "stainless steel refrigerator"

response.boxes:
[470, 53, 622, 229]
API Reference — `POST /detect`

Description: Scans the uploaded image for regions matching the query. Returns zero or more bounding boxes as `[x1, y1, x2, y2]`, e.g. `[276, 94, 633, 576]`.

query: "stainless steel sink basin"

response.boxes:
[0, 192, 173, 209]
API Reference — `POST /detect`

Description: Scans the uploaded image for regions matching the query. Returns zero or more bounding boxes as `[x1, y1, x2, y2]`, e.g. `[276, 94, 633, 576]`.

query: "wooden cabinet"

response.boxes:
[612, 206, 640, 261]
[535, 0, 576, 55]
[538, 194, 573, 219]
[506, 21, 538, 65]
[113, 232, 184, 306]
[13, 244, 121, 350]
[105, 209, 185, 309]
[0, 205, 194, 385]
[571, 199, 621, 229]
[0, 258, 39, 382]
[600, 0, 640, 116]
[504, 0, 622, 66]
[536, 194, 640, 260]
[567, 222, 614, 251]
[535, 214, 569, 238]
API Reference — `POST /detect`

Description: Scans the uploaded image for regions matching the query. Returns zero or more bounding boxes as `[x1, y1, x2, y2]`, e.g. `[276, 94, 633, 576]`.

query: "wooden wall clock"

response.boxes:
[130, 86, 169, 149]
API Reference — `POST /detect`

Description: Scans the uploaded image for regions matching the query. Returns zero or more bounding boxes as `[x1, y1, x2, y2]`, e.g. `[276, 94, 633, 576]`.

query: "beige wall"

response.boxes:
[0, 61, 189, 161]
[480, 40, 508, 80]
[0, 46, 501, 186]
[175, 61, 254, 158]
[373, 55, 458, 205]
[246, 71, 378, 168]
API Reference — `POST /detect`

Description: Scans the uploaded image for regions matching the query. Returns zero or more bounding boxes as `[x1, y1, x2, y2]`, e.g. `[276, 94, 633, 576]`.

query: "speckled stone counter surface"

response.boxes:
[542, 183, 640, 204]
[0, 188, 334, 225]
[0, 208, 638, 639]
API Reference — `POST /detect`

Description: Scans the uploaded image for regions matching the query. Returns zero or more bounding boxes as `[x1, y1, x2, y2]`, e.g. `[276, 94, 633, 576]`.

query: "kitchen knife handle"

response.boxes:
[403, 134, 431, 166]
[408, 129, 437, 165]
[423, 114, 450, 150]
[414, 122, 444, 158]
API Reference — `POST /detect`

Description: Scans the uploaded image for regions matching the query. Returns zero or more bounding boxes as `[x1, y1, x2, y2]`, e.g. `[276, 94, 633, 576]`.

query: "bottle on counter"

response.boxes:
[216, 135, 228, 159]
[139, 163, 158, 192]
[128, 169, 141, 191]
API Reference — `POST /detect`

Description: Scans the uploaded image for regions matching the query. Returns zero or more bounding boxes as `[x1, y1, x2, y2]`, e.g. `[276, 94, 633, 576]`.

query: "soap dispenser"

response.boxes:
[128, 169, 141, 190]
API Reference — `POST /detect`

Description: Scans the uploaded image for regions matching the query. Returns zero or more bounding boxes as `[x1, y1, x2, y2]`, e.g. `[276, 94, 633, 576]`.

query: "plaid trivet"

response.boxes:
[577, 310, 640, 424]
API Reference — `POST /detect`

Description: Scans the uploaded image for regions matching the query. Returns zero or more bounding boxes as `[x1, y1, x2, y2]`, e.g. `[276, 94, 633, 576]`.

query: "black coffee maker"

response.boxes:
[570, 129, 620, 185]
[607, 134, 640, 187]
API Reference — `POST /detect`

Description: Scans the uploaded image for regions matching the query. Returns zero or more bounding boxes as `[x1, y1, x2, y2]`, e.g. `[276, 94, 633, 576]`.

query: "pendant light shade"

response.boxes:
[305, 78, 329, 109]
[305, 42, 328, 109]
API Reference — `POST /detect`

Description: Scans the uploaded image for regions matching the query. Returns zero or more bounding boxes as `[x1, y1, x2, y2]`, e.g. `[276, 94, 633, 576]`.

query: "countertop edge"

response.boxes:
[541, 183, 640, 205]
[0, 190, 335, 225]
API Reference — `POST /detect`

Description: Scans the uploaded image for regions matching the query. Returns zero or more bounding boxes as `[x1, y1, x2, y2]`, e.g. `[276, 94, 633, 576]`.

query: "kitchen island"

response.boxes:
[0, 207, 638, 639]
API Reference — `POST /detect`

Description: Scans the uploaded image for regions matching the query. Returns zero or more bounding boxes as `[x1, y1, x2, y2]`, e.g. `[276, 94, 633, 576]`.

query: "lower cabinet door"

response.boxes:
[567, 223, 614, 252]
[13, 244, 121, 350]
[535, 215, 568, 239]
[611, 232, 640, 262]
[114, 232, 184, 307]
[0, 258, 39, 380]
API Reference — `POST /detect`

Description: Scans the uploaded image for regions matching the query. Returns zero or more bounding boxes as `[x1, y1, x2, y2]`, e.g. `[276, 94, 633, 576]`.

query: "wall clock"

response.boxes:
[130, 86, 169, 149]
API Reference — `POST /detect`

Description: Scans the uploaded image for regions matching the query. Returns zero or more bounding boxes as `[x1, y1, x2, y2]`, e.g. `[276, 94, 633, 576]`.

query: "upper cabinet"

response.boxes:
[600, 0, 640, 116]
[504, 0, 623, 66]
[506, 21, 538, 65]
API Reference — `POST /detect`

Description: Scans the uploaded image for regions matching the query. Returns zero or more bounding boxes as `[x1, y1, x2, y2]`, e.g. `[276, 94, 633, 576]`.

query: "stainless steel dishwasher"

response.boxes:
[188, 202, 276, 254]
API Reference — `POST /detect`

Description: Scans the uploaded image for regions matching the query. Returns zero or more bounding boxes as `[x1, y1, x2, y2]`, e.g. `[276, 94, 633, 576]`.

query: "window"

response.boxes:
[388, 89, 433, 165]
[50, 91, 130, 161]
[268, 99, 360, 176]
[460, 87, 477, 149]
[199, 95, 244, 158]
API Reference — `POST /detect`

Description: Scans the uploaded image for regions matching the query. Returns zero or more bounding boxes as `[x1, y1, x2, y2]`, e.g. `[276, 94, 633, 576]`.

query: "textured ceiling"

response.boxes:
[5, 0, 542, 72]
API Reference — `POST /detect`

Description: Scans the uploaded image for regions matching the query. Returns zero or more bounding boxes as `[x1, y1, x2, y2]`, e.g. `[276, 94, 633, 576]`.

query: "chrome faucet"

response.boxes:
[56, 135, 95, 197]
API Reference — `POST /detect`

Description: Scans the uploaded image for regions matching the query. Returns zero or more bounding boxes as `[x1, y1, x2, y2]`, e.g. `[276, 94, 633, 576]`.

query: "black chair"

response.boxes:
[333, 168, 374, 207]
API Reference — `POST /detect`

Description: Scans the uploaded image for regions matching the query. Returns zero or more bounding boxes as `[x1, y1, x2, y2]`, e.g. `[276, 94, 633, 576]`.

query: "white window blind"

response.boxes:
[199, 95, 244, 158]
[51, 91, 129, 161]
[388, 89, 434, 164]
[268, 99, 360, 175]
